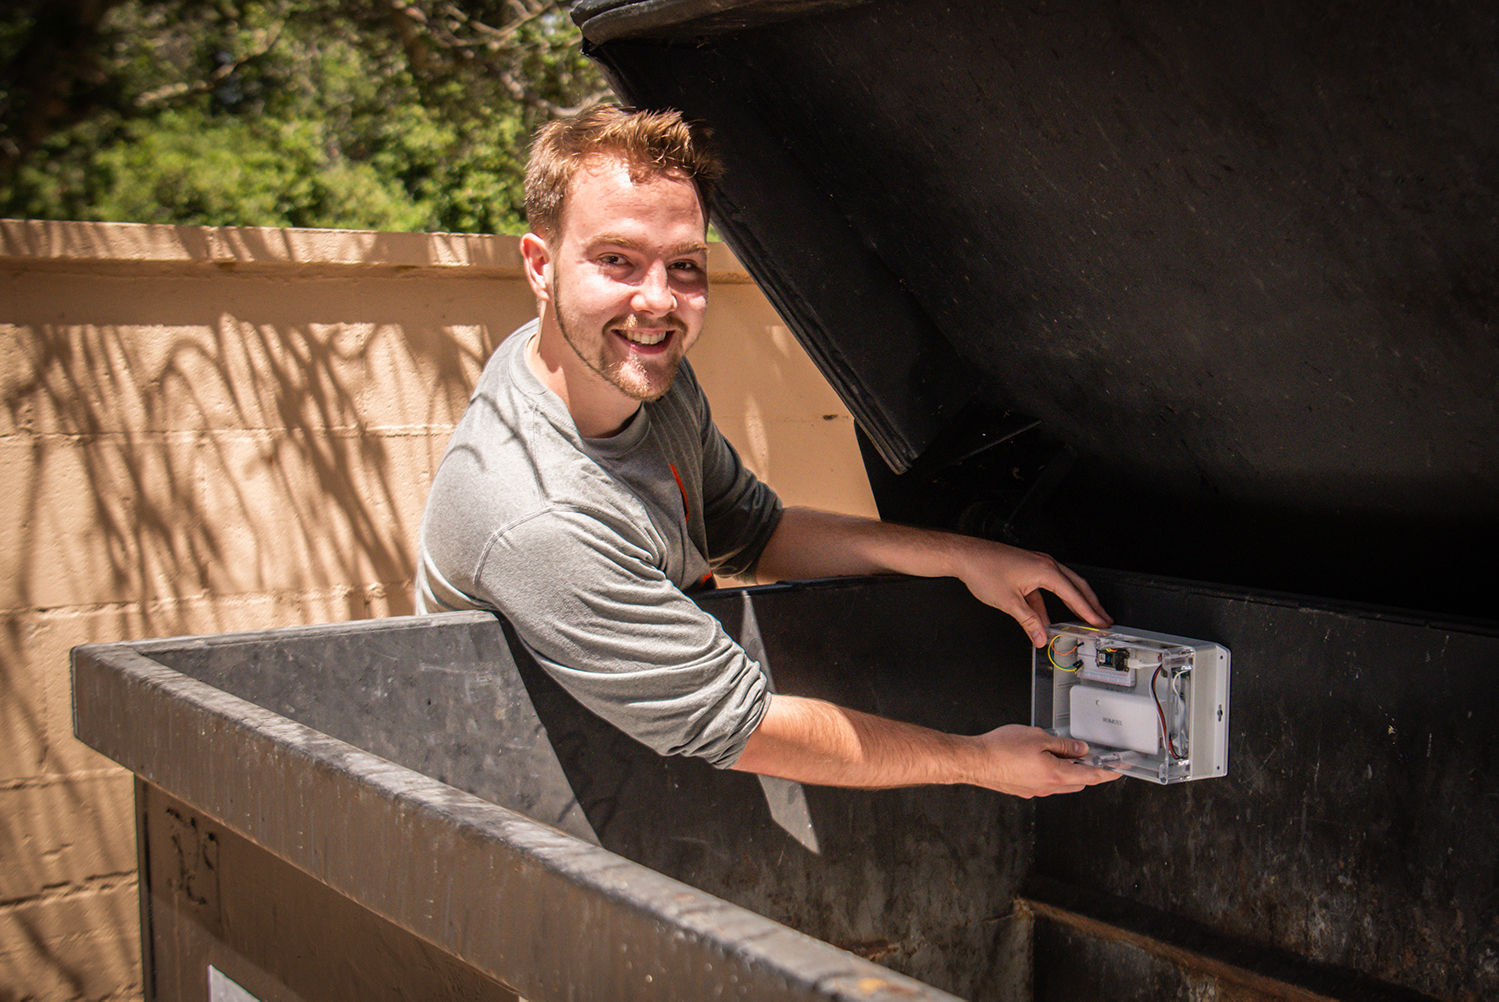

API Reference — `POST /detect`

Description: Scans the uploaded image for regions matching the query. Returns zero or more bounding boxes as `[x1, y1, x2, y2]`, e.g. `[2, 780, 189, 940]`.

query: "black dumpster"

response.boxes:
[75, 0, 1497, 999]
[565, 3, 1499, 992]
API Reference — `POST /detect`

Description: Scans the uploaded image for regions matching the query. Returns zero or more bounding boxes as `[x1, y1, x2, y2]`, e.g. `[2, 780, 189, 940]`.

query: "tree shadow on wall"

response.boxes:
[5, 266, 535, 635]
[1, 253, 534, 995]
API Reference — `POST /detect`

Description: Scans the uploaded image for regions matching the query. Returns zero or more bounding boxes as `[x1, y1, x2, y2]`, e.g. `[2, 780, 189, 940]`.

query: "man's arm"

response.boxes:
[731, 692, 1121, 797]
[753, 506, 1110, 647]
[739, 508, 1121, 795]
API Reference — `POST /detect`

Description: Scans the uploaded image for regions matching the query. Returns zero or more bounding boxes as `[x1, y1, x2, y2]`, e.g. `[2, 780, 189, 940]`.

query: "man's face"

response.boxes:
[543, 157, 709, 404]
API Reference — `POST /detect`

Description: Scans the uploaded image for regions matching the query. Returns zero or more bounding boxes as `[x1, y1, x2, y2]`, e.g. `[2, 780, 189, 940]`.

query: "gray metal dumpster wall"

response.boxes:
[1025, 570, 1498, 1002]
[125, 577, 1035, 1001]
[78, 573, 1498, 1000]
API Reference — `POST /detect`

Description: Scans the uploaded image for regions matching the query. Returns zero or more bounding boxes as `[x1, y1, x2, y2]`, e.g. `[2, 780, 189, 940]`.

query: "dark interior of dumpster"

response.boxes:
[578, 0, 1499, 624]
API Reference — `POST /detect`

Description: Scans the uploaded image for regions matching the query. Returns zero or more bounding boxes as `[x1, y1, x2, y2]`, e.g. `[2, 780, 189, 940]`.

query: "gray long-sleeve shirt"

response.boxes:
[416, 321, 783, 766]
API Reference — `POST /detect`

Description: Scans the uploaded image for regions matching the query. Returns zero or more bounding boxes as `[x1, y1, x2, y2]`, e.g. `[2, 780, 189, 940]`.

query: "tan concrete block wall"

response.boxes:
[0, 219, 875, 1000]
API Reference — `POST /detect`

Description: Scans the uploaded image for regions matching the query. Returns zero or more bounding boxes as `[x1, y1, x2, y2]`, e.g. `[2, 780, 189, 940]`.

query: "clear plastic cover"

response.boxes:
[1033, 624, 1207, 784]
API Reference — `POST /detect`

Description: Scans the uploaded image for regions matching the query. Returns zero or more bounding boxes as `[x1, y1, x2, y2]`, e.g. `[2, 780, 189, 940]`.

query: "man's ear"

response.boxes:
[520, 232, 553, 302]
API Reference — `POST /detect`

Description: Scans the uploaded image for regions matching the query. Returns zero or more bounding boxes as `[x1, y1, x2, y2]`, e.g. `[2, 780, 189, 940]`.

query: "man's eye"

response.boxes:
[671, 261, 704, 275]
[598, 254, 628, 267]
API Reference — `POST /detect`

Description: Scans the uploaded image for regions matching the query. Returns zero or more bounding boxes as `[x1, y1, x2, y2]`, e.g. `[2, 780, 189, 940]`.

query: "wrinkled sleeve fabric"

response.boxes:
[473, 504, 769, 767]
[417, 332, 777, 768]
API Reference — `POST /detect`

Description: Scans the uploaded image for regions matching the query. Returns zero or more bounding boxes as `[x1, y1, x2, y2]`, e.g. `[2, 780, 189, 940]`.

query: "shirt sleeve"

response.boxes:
[473, 503, 770, 768]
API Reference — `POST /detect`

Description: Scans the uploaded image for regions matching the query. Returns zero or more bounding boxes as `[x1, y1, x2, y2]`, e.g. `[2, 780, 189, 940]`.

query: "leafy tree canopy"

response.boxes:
[0, 0, 607, 233]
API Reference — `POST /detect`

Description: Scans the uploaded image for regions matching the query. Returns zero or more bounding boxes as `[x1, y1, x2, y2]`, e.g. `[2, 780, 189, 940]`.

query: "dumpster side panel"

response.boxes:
[138, 581, 1038, 1001]
[136, 782, 519, 1002]
[1027, 572, 1498, 1001]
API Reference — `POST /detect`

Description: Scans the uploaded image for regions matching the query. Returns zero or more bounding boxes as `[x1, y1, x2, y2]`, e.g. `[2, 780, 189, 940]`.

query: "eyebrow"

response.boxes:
[591, 233, 708, 257]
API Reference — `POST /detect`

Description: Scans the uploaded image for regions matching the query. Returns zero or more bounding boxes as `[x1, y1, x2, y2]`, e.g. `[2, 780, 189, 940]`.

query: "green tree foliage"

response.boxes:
[0, 0, 607, 233]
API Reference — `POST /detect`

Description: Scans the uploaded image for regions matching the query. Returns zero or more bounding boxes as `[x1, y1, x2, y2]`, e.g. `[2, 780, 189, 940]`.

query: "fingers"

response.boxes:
[1054, 561, 1111, 627]
[1033, 559, 1110, 629]
[1026, 589, 1051, 631]
[975, 725, 1128, 797]
[1039, 733, 1124, 789]
[957, 538, 1112, 644]
[1064, 759, 1126, 784]
[1013, 603, 1048, 648]
[986, 575, 1050, 647]
[1008, 561, 1061, 647]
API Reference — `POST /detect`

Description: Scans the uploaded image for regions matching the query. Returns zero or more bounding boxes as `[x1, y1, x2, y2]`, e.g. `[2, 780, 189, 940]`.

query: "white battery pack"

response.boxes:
[1069, 686, 1160, 756]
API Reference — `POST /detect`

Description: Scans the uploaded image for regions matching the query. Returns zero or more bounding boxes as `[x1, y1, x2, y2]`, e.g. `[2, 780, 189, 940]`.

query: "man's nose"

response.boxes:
[631, 262, 676, 314]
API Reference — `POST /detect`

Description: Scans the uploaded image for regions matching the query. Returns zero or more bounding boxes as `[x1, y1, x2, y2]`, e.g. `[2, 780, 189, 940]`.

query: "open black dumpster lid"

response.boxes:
[573, 0, 1498, 619]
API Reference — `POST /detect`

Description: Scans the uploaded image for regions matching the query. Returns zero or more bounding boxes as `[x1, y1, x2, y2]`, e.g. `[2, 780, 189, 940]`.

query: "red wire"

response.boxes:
[1152, 663, 1183, 759]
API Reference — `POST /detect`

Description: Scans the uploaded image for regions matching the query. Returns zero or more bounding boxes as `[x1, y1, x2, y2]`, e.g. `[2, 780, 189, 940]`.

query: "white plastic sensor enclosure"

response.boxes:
[1032, 623, 1231, 784]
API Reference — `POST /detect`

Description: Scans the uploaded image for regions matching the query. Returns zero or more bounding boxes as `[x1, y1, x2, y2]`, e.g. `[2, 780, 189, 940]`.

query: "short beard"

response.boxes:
[553, 280, 684, 402]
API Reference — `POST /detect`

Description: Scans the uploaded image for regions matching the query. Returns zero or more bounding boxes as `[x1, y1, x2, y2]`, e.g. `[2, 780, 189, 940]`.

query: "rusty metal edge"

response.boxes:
[1020, 878, 1441, 1002]
[72, 626, 964, 1002]
[1020, 898, 1337, 1002]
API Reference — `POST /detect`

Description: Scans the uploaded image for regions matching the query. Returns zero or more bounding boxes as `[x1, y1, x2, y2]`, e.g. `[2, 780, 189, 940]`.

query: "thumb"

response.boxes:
[1047, 735, 1089, 759]
[1012, 605, 1049, 648]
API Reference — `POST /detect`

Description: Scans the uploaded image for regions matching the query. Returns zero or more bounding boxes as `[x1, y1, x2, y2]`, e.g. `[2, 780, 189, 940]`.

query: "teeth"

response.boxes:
[620, 329, 666, 346]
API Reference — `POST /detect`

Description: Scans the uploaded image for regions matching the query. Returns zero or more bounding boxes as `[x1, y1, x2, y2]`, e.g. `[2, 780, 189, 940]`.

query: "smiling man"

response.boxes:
[526, 149, 708, 432]
[416, 105, 1121, 797]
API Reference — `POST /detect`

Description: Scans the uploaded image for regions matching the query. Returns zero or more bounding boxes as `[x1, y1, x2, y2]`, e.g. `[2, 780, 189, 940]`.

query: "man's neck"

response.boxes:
[526, 320, 641, 438]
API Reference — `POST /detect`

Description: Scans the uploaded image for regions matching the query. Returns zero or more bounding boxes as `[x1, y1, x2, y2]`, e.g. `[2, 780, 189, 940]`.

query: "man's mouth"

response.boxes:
[612, 317, 684, 349]
[619, 327, 669, 346]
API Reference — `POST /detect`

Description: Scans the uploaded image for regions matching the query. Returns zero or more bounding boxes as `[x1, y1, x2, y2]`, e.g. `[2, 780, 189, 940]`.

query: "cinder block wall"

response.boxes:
[0, 219, 875, 1000]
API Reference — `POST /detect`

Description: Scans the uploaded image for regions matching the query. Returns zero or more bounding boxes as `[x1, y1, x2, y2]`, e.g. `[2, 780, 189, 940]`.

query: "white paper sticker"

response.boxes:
[208, 966, 261, 1002]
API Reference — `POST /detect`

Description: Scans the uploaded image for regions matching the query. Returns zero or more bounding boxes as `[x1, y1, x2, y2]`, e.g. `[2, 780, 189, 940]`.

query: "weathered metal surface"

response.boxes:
[1031, 912, 1331, 1002]
[73, 618, 967, 1002]
[577, 0, 1499, 621]
[76, 570, 1498, 999]
[99, 577, 1033, 1000]
[135, 781, 519, 1002]
[1024, 879, 1438, 1002]
[1024, 570, 1497, 1001]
